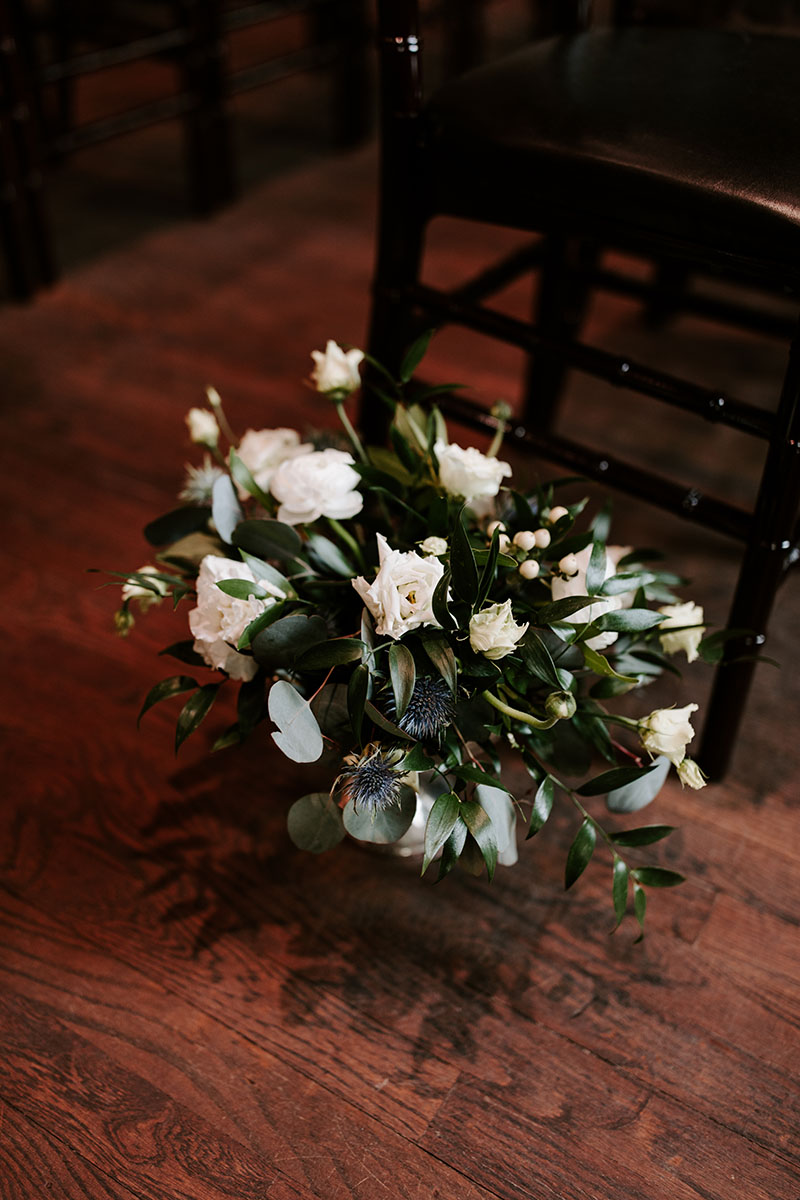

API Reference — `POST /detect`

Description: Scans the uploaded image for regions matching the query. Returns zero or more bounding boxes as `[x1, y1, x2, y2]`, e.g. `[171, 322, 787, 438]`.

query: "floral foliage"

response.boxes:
[109, 338, 724, 934]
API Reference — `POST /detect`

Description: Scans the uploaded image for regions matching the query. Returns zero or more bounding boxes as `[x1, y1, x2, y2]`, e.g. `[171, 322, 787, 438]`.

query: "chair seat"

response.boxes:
[424, 29, 800, 278]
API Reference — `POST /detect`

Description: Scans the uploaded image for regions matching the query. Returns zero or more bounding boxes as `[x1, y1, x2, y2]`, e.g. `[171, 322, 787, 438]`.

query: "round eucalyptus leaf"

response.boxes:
[252, 613, 327, 671]
[211, 474, 244, 545]
[342, 783, 417, 844]
[268, 680, 323, 763]
[287, 793, 345, 854]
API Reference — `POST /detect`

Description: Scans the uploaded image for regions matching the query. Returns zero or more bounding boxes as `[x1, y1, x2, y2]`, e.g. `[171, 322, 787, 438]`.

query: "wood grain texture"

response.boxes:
[1, 42, 800, 1198]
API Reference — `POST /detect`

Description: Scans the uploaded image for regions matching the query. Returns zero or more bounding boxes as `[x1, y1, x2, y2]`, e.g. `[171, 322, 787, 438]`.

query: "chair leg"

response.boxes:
[178, 0, 237, 217]
[698, 325, 800, 781]
[321, 0, 372, 148]
[524, 233, 597, 431]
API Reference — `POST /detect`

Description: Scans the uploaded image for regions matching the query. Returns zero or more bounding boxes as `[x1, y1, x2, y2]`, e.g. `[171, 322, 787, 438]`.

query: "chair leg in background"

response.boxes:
[179, 0, 237, 217]
[321, 0, 372, 148]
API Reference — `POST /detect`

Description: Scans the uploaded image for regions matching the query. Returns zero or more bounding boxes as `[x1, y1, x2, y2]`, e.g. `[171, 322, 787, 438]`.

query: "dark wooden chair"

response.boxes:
[363, 0, 800, 779]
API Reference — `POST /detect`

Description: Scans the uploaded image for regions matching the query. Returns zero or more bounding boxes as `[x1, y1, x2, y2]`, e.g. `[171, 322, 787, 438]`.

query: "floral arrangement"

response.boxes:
[110, 336, 722, 934]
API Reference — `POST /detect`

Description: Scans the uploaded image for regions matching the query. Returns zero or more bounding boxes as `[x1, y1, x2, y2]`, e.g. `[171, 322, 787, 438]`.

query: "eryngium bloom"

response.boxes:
[388, 676, 455, 741]
[339, 745, 406, 816]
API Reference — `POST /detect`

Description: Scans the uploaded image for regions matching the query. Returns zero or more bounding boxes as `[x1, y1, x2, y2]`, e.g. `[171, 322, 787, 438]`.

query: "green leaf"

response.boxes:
[238, 550, 292, 595]
[306, 533, 354, 577]
[401, 743, 435, 772]
[296, 638, 365, 670]
[422, 790, 461, 873]
[175, 682, 221, 751]
[251, 613, 327, 671]
[581, 644, 638, 682]
[459, 800, 498, 882]
[212, 724, 242, 752]
[232, 518, 303, 563]
[399, 328, 435, 382]
[158, 641, 207, 667]
[364, 699, 413, 741]
[347, 663, 369, 745]
[268, 680, 324, 762]
[633, 882, 647, 939]
[475, 527, 500, 610]
[564, 819, 597, 890]
[237, 674, 267, 737]
[474, 784, 517, 858]
[342, 783, 417, 843]
[287, 793, 345, 854]
[590, 499, 613, 544]
[390, 426, 421, 472]
[237, 599, 288, 650]
[535, 596, 595, 624]
[520, 632, 562, 690]
[388, 643, 416, 719]
[421, 631, 457, 694]
[527, 774, 554, 838]
[697, 627, 753, 665]
[144, 506, 211, 546]
[450, 507, 479, 604]
[211, 474, 244, 544]
[577, 764, 658, 797]
[606, 755, 671, 813]
[437, 817, 468, 881]
[631, 866, 686, 888]
[612, 857, 629, 928]
[593, 608, 665, 633]
[585, 539, 607, 597]
[216, 578, 268, 600]
[598, 571, 656, 596]
[138, 675, 198, 726]
[229, 448, 271, 508]
[431, 569, 455, 631]
[611, 824, 676, 847]
[452, 763, 507, 790]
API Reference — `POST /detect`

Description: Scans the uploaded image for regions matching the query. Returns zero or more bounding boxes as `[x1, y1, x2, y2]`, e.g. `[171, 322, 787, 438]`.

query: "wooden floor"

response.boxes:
[1, 120, 800, 1197]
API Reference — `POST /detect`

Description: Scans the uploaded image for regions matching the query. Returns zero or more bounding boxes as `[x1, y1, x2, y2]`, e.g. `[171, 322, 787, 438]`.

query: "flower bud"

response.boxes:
[310, 340, 364, 395]
[545, 690, 576, 721]
[519, 559, 540, 580]
[534, 528, 551, 549]
[547, 505, 569, 523]
[513, 530, 536, 552]
[186, 407, 220, 447]
[558, 553, 579, 577]
[677, 757, 707, 790]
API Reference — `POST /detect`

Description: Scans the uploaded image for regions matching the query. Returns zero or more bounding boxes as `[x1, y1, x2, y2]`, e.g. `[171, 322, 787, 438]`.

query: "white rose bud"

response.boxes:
[270, 447, 362, 525]
[353, 534, 445, 639]
[513, 530, 536, 552]
[434, 439, 512, 503]
[188, 554, 284, 681]
[550, 542, 624, 652]
[121, 565, 168, 611]
[658, 601, 705, 664]
[310, 340, 364, 395]
[639, 704, 698, 768]
[419, 536, 448, 557]
[546, 505, 569, 523]
[519, 559, 540, 580]
[186, 407, 220, 446]
[469, 599, 528, 661]
[235, 427, 311, 497]
[677, 757, 707, 790]
[534, 528, 551, 549]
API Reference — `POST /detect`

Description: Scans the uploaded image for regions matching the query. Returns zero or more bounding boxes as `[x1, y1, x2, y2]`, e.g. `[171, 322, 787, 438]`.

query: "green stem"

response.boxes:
[481, 689, 557, 730]
[327, 517, 365, 569]
[336, 401, 368, 464]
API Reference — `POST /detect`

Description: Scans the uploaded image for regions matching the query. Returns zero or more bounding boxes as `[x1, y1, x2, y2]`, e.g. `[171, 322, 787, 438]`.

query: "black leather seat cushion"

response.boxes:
[424, 29, 800, 276]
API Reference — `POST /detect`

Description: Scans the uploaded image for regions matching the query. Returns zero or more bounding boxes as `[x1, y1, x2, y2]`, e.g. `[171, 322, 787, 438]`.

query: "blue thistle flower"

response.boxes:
[391, 676, 455, 741]
[339, 744, 406, 816]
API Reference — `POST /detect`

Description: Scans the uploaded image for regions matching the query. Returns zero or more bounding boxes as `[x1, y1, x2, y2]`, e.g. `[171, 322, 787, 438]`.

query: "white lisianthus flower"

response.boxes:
[469, 599, 528, 661]
[188, 554, 284, 681]
[270, 448, 362, 525]
[122, 566, 168, 611]
[677, 757, 707, 790]
[186, 407, 220, 447]
[235, 427, 312, 498]
[549, 543, 624, 652]
[638, 704, 698, 767]
[353, 533, 444, 639]
[310, 340, 364, 395]
[419, 536, 448, 557]
[658, 601, 705, 664]
[434, 439, 512, 503]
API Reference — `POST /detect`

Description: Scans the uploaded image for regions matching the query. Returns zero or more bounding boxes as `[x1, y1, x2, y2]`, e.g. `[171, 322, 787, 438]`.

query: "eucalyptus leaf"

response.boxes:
[606, 755, 671, 812]
[342, 783, 417, 843]
[251, 613, 327, 671]
[211, 474, 244, 545]
[287, 793, 345, 854]
[564, 819, 596, 890]
[237, 599, 288, 650]
[297, 638, 365, 670]
[232, 518, 303, 562]
[307, 534, 353, 577]
[238, 550, 292, 595]
[268, 680, 323, 763]
[229, 448, 271, 508]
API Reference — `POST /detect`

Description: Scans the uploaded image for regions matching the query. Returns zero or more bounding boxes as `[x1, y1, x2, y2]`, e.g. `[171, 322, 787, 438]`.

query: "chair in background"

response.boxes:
[363, 0, 800, 779]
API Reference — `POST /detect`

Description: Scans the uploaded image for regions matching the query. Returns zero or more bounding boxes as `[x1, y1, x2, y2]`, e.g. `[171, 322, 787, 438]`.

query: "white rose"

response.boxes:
[310, 340, 364, 394]
[434, 440, 512, 502]
[353, 533, 444, 639]
[677, 757, 707, 790]
[419, 536, 448, 557]
[235, 427, 311, 498]
[638, 704, 698, 767]
[469, 599, 528, 660]
[186, 407, 219, 446]
[188, 554, 284, 681]
[122, 565, 168, 611]
[549, 543, 624, 652]
[658, 601, 705, 664]
[270, 448, 362, 525]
